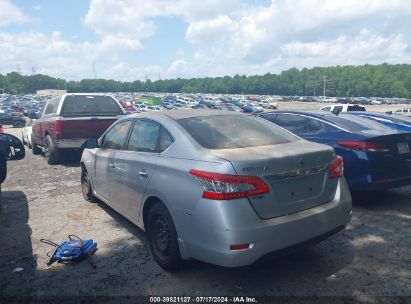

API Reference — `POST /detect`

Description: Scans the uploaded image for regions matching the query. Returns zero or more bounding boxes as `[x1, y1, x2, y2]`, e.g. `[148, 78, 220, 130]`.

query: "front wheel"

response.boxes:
[147, 202, 182, 271]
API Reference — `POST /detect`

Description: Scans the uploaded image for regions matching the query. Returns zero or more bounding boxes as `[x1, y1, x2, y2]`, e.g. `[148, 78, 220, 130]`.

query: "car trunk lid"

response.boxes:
[211, 140, 338, 219]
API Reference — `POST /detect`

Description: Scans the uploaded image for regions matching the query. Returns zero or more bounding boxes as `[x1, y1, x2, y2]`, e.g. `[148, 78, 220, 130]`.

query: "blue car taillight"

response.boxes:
[338, 141, 390, 152]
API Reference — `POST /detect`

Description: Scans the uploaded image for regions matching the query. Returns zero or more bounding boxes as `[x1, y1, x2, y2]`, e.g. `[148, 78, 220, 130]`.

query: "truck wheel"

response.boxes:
[44, 135, 61, 165]
[31, 135, 42, 155]
[146, 201, 183, 271]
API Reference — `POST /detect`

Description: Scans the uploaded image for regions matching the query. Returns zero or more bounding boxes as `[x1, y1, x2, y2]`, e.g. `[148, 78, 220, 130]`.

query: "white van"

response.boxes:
[321, 104, 366, 112]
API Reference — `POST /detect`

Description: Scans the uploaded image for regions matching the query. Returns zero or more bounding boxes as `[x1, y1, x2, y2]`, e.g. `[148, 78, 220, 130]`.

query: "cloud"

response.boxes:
[0, 31, 144, 80]
[167, 59, 190, 77]
[186, 15, 236, 44]
[1, 0, 411, 80]
[0, 0, 30, 27]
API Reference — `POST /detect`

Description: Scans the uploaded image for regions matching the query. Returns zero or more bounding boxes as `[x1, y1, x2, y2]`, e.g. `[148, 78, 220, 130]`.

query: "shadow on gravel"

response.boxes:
[93, 199, 356, 297]
[38, 150, 82, 167]
[0, 191, 36, 295]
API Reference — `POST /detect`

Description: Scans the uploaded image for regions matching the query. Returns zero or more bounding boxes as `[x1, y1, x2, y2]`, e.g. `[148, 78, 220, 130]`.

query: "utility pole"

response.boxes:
[32, 67, 36, 75]
[323, 75, 327, 97]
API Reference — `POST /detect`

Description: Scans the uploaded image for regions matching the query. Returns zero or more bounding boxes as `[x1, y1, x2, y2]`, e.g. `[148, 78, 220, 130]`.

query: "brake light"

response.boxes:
[328, 156, 344, 179]
[338, 141, 389, 152]
[189, 169, 269, 200]
[54, 120, 62, 134]
[230, 243, 251, 251]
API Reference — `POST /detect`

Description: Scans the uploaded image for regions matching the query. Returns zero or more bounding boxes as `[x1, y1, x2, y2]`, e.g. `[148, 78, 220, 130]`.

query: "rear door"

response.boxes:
[111, 119, 173, 221]
[93, 120, 133, 204]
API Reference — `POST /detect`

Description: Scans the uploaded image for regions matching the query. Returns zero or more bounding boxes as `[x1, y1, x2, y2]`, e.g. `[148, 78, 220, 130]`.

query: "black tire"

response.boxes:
[0, 159, 7, 184]
[44, 135, 61, 165]
[81, 167, 97, 203]
[146, 202, 182, 271]
[31, 134, 42, 155]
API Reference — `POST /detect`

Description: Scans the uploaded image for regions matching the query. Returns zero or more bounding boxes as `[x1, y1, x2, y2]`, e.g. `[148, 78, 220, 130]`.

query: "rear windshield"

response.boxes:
[61, 95, 123, 117]
[327, 114, 395, 132]
[177, 115, 298, 149]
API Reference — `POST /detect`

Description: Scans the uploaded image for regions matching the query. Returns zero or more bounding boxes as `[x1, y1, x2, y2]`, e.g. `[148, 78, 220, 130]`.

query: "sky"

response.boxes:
[0, 0, 410, 81]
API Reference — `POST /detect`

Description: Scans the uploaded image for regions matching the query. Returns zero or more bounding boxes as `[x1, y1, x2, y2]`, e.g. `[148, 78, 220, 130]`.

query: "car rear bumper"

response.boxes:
[56, 138, 88, 149]
[179, 177, 352, 267]
[352, 175, 411, 191]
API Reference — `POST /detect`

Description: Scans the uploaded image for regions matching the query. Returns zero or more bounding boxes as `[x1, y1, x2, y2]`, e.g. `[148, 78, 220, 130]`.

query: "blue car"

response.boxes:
[259, 110, 411, 191]
[344, 111, 411, 132]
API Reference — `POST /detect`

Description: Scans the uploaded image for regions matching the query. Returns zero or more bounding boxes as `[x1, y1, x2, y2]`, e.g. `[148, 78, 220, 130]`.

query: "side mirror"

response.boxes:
[28, 112, 38, 119]
[82, 138, 99, 149]
[0, 133, 25, 161]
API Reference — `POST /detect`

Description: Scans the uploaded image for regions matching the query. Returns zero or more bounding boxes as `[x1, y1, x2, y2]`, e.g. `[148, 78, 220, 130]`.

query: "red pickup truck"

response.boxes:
[32, 93, 125, 165]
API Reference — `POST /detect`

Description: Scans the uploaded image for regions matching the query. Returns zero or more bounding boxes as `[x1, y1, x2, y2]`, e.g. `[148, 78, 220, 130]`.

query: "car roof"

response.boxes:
[263, 109, 337, 118]
[129, 109, 244, 120]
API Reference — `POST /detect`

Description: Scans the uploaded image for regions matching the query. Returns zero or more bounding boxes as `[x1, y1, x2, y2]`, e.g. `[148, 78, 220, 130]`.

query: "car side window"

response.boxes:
[101, 120, 132, 150]
[126, 119, 161, 153]
[322, 107, 331, 111]
[275, 114, 308, 135]
[334, 106, 343, 112]
[307, 118, 323, 134]
[44, 98, 60, 115]
[260, 113, 277, 123]
[159, 127, 174, 152]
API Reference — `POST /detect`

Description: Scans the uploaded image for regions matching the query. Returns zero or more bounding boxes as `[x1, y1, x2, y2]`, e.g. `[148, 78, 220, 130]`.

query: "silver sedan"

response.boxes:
[80, 110, 352, 270]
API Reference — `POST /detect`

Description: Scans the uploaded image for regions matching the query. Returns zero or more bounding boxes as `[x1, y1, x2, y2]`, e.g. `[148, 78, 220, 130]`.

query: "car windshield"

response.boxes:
[61, 95, 123, 116]
[177, 115, 298, 149]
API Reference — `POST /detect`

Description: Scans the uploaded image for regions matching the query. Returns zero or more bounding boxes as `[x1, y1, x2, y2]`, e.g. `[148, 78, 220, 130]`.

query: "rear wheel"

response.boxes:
[81, 167, 97, 203]
[44, 135, 61, 165]
[146, 202, 182, 271]
[31, 135, 41, 155]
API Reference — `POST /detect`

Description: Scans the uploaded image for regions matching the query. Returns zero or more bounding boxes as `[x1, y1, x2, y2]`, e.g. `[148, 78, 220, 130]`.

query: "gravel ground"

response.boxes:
[0, 125, 410, 303]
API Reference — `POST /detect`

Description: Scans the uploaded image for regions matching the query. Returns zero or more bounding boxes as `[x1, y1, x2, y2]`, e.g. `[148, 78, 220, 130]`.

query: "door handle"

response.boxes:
[138, 170, 148, 177]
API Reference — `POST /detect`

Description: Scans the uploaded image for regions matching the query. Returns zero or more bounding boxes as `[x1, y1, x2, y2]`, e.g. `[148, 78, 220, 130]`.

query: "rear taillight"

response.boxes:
[54, 120, 62, 134]
[328, 156, 344, 179]
[189, 169, 269, 200]
[338, 141, 389, 152]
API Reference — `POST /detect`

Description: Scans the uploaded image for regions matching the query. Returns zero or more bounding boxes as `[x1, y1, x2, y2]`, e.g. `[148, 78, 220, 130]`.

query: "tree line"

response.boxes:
[0, 63, 410, 98]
